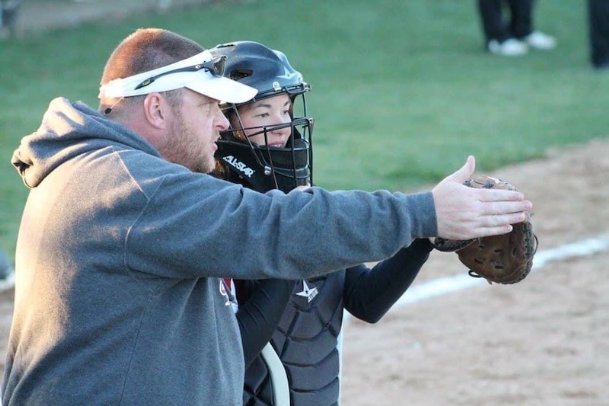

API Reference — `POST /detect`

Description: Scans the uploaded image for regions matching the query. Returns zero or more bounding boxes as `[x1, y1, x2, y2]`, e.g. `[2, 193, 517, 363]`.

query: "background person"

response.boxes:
[588, 0, 609, 70]
[212, 40, 452, 405]
[476, 0, 556, 56]
[0, 0, 21, 38]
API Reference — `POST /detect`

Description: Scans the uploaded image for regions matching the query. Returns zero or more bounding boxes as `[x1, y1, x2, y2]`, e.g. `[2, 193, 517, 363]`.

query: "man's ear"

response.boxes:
[142, 93, 169, 129]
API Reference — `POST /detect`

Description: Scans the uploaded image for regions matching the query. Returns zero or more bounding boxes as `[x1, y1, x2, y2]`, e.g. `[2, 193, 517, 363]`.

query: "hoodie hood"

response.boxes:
[11, 97, 159, 188]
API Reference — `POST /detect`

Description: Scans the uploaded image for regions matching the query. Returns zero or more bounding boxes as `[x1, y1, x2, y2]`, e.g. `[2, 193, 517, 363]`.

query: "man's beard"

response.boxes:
[169, 112, 215, 174]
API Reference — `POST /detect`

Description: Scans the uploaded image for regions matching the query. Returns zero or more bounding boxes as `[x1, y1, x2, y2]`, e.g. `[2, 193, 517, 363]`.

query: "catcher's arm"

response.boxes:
[235, 279, 296, 367]
[342, 238, 433, 323]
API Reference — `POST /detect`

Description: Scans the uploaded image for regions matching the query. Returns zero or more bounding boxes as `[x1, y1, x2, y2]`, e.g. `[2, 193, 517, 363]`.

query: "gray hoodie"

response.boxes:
[2, 97, 436, 405]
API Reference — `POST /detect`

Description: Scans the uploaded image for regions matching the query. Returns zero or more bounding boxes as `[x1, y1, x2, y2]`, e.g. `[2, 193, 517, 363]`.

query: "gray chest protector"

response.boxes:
[243, 271, 345, 406]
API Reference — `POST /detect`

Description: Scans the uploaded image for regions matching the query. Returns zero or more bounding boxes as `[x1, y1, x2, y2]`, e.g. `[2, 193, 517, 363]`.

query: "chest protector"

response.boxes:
[243, 271, 345, 406]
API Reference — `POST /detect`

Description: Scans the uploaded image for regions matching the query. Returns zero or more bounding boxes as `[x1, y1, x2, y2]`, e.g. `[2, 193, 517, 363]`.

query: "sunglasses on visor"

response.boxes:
[134, 55, 227, 91]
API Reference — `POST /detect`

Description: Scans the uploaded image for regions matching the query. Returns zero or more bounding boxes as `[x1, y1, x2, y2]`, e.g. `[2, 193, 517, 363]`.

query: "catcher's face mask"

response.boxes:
[211, 40, 314, 193]
[216, 91, 313, 193]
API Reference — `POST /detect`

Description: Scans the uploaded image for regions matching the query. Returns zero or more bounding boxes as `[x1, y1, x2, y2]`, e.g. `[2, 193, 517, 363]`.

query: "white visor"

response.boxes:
[98, 50, 257, 103]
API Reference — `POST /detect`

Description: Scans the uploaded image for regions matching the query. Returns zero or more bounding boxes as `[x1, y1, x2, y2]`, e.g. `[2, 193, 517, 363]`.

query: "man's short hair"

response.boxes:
[99, 28, 203, 114]
[100, 28, 204, 87]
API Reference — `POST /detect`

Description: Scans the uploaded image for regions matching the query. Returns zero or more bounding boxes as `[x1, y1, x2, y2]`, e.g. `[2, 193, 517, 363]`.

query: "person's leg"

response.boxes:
[478, 0, 528, 55]
[511, 0, 556, 50]
[0, 0, 5, 34]
[0, 0, 21, 37]
[508, 0, 534, 39]
[477, 0, 510, 43]
[588, 0, 609, 68]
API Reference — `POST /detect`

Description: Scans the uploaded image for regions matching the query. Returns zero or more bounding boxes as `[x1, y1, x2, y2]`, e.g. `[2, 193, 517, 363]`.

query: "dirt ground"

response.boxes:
[341, 139, 609, 406]
[3, 3, 609, 405]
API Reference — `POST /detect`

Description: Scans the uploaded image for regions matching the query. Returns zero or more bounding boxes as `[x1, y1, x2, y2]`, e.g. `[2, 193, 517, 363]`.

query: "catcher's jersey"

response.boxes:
[243, 271, 345, 406]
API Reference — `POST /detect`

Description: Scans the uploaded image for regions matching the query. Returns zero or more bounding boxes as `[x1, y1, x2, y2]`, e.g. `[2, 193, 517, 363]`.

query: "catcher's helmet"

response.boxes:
[210, 41, 314, 192]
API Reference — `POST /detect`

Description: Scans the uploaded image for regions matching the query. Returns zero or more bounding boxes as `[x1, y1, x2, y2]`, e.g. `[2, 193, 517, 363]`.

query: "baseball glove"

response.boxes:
[432, 176, 538, 284]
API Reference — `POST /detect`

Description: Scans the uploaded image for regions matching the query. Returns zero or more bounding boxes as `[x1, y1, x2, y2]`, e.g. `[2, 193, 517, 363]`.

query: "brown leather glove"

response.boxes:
[432, 176, 538, 284]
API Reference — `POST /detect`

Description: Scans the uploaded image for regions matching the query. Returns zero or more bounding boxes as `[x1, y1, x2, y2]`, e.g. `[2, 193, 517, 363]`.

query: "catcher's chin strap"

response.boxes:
[467, 233, 539, 283]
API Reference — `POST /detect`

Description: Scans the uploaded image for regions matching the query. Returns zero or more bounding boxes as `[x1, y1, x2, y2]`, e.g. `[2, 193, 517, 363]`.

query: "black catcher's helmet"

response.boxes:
[210, 41, 314, 193]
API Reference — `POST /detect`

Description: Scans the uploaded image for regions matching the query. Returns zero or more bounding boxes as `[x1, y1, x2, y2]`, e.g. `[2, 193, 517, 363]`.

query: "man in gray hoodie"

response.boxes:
[2, 28, 531, 405]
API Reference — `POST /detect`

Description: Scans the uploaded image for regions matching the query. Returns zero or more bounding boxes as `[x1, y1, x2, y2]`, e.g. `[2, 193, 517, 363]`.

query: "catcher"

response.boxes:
[211, 40, 434, 406]
[433, 175, 538, 284]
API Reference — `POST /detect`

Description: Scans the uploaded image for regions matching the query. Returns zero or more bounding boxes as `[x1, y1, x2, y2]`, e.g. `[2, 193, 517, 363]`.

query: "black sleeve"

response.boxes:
[235, 278, 296, 368]
[343, 238, 433, 323]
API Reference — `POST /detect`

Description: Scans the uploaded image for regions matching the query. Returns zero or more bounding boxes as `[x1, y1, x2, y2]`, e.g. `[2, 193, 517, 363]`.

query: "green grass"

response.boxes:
[0, 0, 608, 256]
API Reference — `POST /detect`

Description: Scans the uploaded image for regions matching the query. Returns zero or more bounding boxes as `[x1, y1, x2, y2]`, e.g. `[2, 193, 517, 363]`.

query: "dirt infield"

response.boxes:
[341, 138, 609, 405]
[0, 139, 607, 404]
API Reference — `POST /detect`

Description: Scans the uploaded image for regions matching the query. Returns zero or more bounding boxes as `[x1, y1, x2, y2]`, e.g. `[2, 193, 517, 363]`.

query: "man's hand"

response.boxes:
[432, 156, 532, 240]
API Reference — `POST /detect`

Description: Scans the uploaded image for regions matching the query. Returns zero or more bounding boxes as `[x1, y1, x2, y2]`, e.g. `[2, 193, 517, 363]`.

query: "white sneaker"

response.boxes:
[488, 38, 528, 56]
[524, 31, 557, 50]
